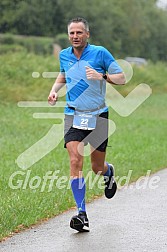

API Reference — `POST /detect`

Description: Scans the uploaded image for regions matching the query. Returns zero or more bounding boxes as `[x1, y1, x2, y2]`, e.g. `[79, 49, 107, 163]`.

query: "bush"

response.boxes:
[0, 44, 26, 54]
[0, 34, 15, 44]
[0, 34, 54, 55]
[54, 33, 70, 49]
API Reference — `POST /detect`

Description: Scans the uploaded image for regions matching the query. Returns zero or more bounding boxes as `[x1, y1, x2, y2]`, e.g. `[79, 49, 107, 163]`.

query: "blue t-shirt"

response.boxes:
[59, 43, 122, 115]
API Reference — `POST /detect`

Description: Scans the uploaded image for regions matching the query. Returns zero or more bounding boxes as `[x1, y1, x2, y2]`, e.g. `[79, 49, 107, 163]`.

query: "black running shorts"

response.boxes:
[64, 112, 108, 152]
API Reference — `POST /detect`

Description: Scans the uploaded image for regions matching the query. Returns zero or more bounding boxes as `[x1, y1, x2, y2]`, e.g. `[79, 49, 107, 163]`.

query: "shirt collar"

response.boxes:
[70, 43, 90, 54]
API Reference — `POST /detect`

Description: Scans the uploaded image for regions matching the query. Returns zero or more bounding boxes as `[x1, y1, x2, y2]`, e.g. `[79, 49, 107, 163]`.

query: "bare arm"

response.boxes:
[48, 73, 66, 105]
[106, 72, 126, 85]
[85, 66, 126, 85]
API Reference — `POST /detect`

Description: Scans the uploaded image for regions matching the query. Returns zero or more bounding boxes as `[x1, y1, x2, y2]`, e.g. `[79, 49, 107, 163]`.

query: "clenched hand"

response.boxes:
[85, 66, 103, 80]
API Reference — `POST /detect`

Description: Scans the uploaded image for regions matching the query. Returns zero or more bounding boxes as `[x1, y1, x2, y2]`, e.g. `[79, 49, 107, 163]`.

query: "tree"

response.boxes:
[0, 0, 166, 61]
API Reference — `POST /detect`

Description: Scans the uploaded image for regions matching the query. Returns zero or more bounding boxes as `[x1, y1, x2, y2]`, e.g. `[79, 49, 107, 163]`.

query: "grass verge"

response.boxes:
[0, 51, 167, 240]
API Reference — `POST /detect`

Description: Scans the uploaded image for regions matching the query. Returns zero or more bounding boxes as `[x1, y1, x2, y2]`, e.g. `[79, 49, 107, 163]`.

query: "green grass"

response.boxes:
[0, 51, 167, 240]
[0, 50, 59, 103]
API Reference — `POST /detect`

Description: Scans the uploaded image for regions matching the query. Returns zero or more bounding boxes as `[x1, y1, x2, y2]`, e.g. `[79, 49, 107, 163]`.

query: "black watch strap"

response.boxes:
[103, 74, 107, 80]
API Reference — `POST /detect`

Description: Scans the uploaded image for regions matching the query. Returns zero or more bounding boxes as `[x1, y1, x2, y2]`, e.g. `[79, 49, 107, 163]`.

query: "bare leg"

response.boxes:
[66, 141, 84, 178]
[90, 146, 108, 175]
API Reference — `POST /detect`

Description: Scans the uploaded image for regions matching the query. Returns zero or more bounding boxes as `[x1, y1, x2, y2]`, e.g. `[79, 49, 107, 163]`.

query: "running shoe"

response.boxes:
[104, 164, 117, 199]
[70, 211, 90, 232]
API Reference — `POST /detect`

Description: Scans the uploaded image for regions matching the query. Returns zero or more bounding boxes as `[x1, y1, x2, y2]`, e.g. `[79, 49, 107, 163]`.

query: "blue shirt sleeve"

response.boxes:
[102, 47, 123, 74]
[59, 52, 65, 73]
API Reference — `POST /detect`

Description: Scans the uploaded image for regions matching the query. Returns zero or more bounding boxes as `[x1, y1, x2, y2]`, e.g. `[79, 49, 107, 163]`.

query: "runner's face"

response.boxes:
[68, 22, 89, 49]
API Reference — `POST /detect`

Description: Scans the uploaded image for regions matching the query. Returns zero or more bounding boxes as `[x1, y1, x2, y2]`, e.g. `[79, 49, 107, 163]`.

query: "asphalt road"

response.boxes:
[1, 169, 167, 252]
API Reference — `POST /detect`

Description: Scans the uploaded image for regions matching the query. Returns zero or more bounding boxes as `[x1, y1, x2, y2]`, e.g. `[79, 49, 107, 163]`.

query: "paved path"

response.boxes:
[1, 169, 167, 252]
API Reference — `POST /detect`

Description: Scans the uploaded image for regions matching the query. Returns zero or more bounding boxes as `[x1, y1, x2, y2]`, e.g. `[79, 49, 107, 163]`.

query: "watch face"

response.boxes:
[103, 74, 107, 80]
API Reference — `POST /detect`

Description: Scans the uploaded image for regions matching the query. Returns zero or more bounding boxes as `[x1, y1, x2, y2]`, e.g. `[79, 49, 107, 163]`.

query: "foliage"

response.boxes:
[0, 33, 54, 55]
[54, 33, 70, 49]
[0, 0, 167, 61]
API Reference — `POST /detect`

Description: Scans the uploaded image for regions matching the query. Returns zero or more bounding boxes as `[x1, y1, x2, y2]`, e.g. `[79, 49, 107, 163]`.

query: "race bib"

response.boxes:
[73, 111, 97, 130]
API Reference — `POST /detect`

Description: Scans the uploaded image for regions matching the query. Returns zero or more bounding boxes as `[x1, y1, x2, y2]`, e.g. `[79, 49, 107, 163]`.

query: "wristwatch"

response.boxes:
[103, 74, 107, 80]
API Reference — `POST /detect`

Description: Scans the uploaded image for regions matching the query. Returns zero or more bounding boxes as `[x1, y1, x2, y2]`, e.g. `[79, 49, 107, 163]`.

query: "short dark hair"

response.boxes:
[67, 17, 89, 31]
